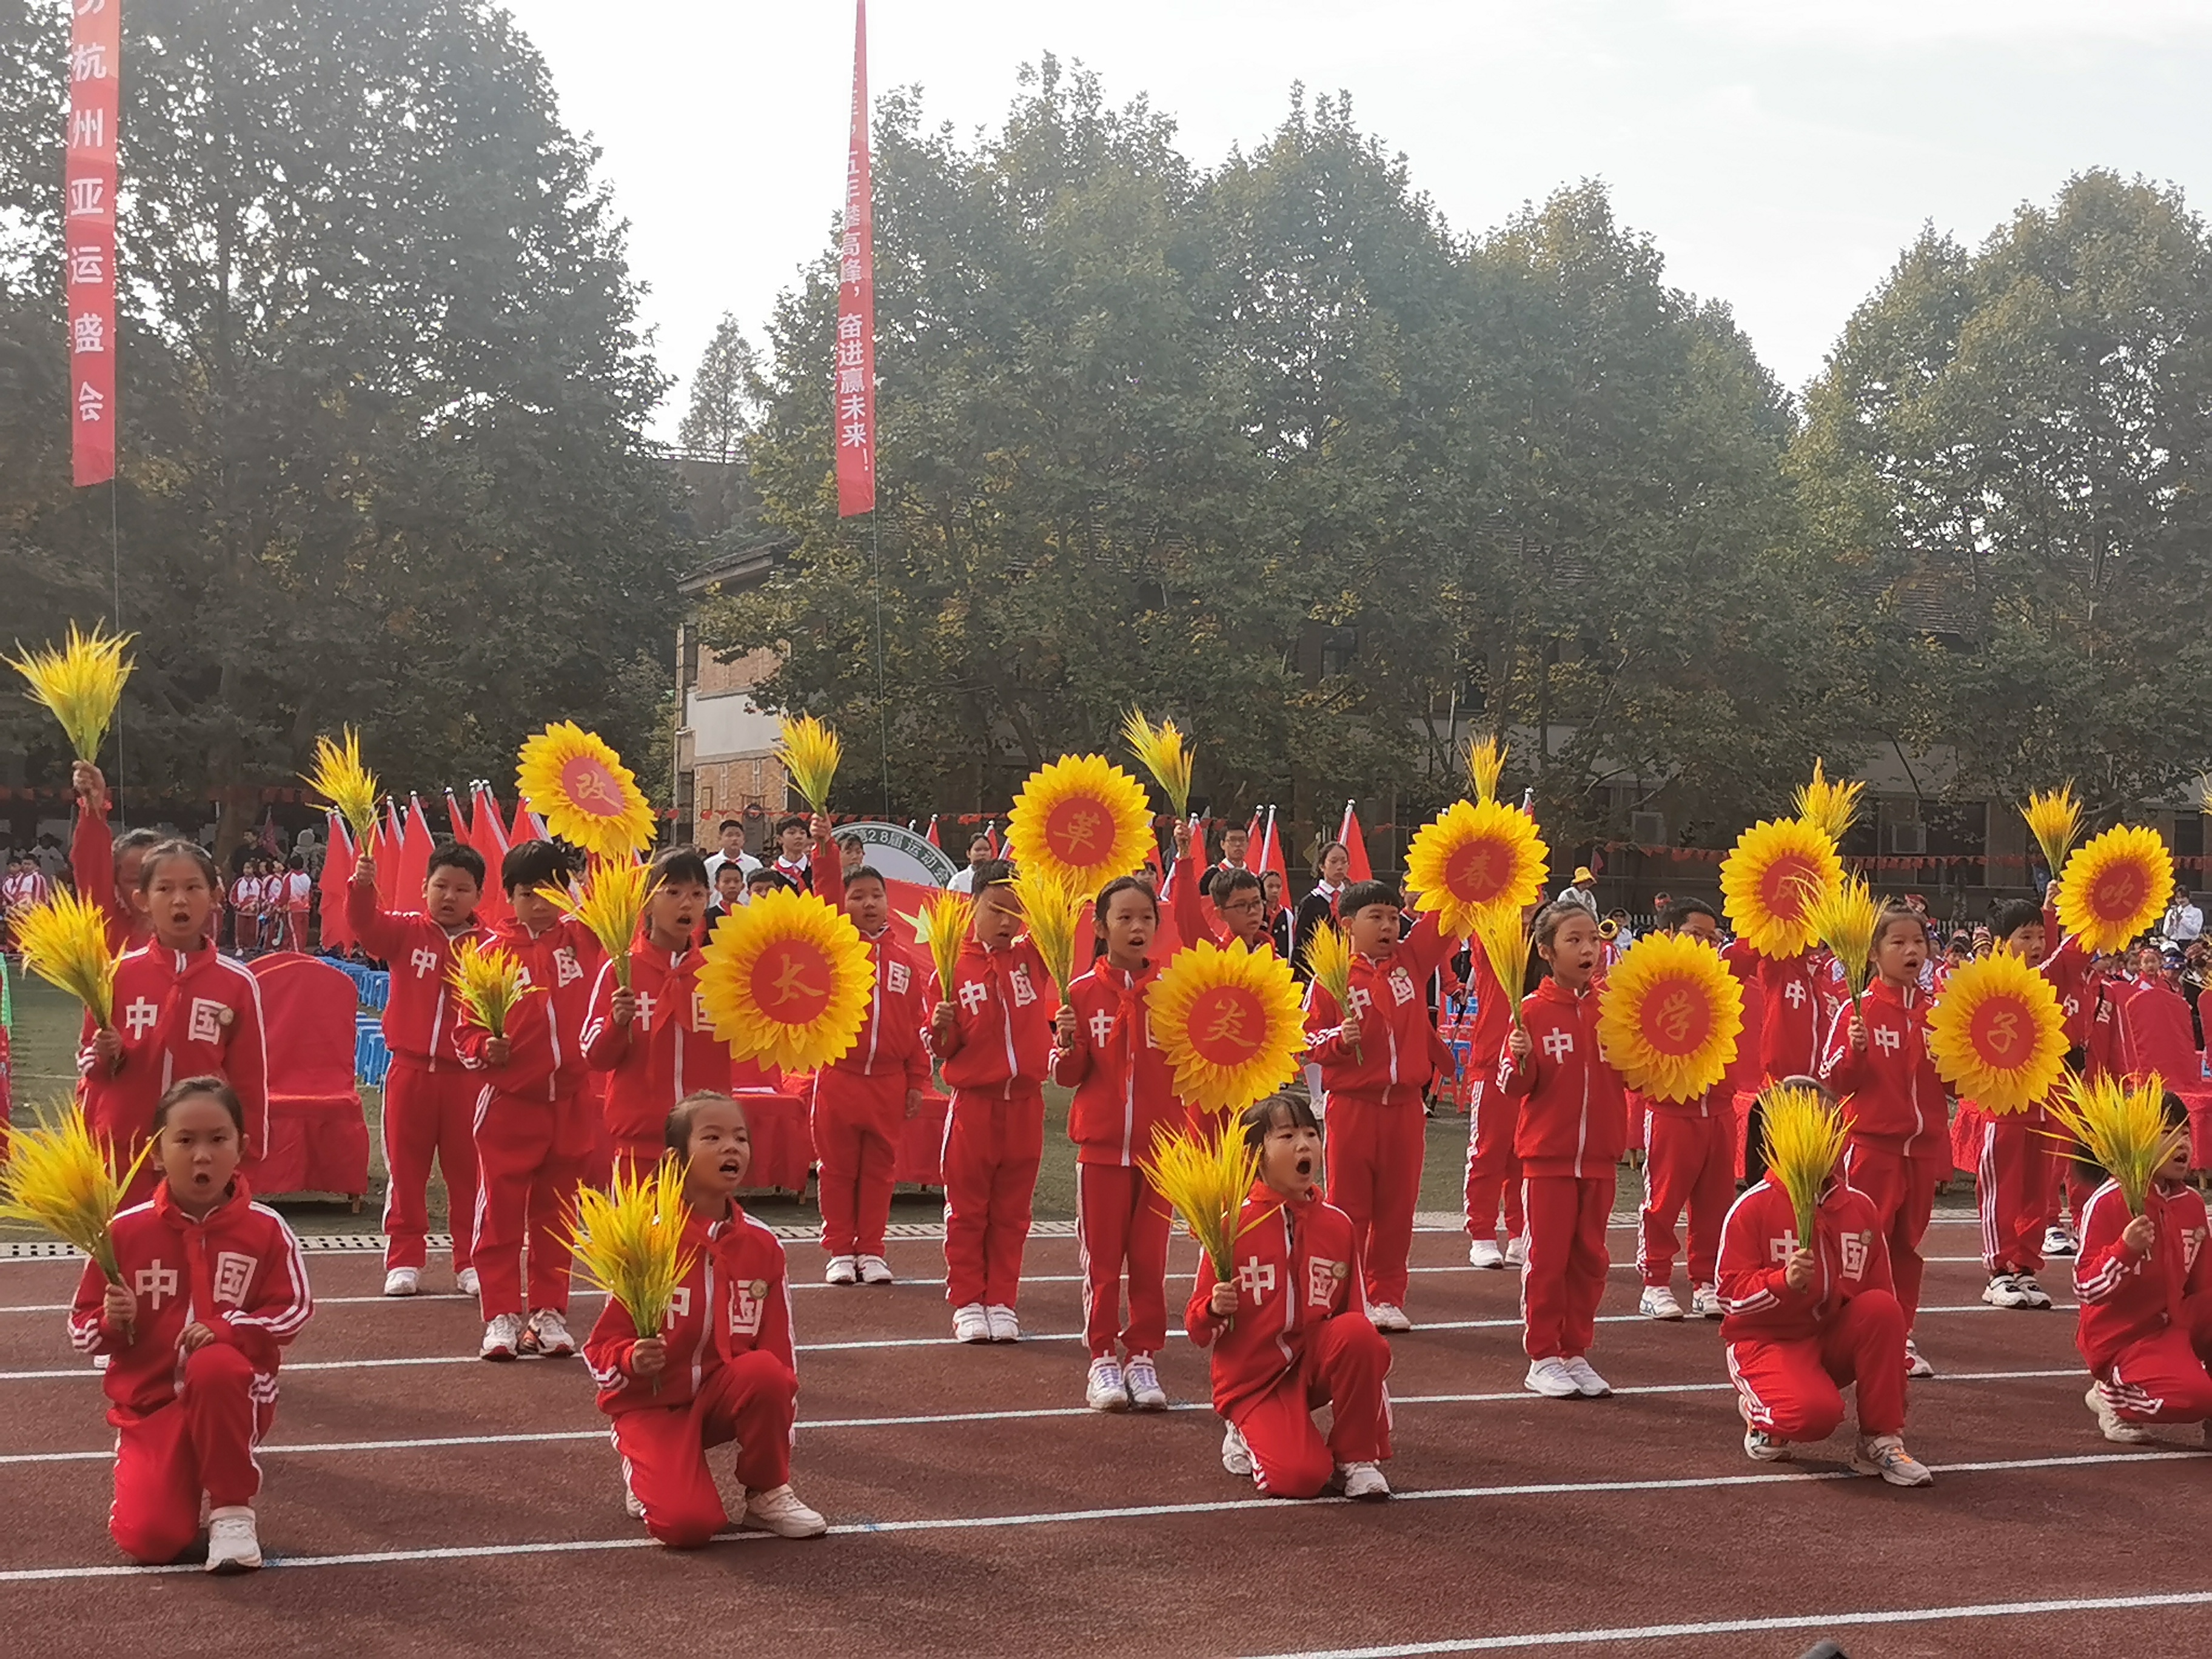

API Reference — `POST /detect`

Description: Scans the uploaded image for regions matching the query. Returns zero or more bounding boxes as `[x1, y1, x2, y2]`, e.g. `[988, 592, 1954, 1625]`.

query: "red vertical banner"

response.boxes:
[834, 0, 876, 517]
[65, 0, 119, 487]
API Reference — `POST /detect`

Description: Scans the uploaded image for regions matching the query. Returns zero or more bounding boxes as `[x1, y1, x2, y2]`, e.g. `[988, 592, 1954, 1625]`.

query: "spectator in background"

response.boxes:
[2163, 891, 2204, 947]
[34, 834, 68, 885]
[946, 833, 995, 894]
[702, 818, 760, 886]
[836, 833, 865, 882]
[1557, 867, 1599, 915]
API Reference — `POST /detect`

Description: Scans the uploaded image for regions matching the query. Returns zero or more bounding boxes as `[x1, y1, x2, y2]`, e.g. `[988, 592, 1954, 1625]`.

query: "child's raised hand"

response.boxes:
[101, 1282, 135, 1331]
[1054, 1005, 1080, 1048]
[1208, 1281, 1238, 1318]
[72, 760, 107, 809]
[1171, 822, 1192, 859]
[629, 1338, 667, 1379]
[1783, 1248, 1816, 1293]
[177, 1322, 217, 1353]
[1507, 1027, 1532, 1061]
[350, 853, 378, 888]
[609, 987, 637, 1027]
[1848, 1011, 1868, 1052]
[2123, 1213, 2157, 1255]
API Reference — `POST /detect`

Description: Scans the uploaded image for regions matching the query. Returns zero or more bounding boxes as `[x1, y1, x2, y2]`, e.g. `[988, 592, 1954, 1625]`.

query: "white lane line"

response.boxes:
[0, 1447, 2194, 1584]
[0, 1301, 2075, 1381]
[1239, 1589, 2212, 1657]
[0, 1369, 2090, 1466]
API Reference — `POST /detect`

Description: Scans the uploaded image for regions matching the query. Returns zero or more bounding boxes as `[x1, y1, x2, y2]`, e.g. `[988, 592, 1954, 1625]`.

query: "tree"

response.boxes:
[0, 0, 683, 848]
[678, 313, 759, 463]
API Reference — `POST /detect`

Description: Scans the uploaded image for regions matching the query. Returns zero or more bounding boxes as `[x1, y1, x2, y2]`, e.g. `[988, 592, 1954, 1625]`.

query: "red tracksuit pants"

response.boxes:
[1726, 1289, 1908, 1442]
[813, 1067, 905, 1259]
[472, 1088, 592, 1320]
[2093, 1292, 2212, 1424]
[1076, 1160, 1172, 1358]
[1842, 1140, 1942, 1327]
[1977, 1113, 2053, 1275]
[1233, 1312, 1393, 1500]
[1522, 1171, 1614, 1360]
[1324, 1093, 1424, 1307]
[381, 1056, 480, 1274]
[1638, 1110, 1734, 1289]
[611, 1350, 798, 1549]
[109, 1344, 273, 1564]
[942, 1086, 1044, 1309]
[1462, 1079, 1526, 1242]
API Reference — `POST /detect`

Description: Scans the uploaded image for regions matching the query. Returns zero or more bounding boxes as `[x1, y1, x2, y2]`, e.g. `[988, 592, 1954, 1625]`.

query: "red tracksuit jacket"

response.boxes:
[1818, 979, 1945, 1160]
[68, 1178, 313, 1419]
[583, 1200, 796, 1411]
[72, 800, 148, 953]
[1715, 1175, 1895, 1343]
[457, 918, 602, 1101]
[346, 885, 489, 1067]
[927, 936, 1056, 1096]
[2042, 909, 2093, 1050]
[1495, 976, 1628, 1178]
[1185, 1181, 1367, 1418]
[1303, 913, 1457, 1105]
[2074, 1179, 2211, 1376]
[81, 943, 270, 1161]
[1052, 959, 1179, 1165]
[1734, 945, 1829, 1081]
[581, 943, 732, 1145]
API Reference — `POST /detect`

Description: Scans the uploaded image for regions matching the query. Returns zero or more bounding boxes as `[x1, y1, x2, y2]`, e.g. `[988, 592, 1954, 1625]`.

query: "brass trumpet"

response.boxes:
[1598, 917, 1620, 940]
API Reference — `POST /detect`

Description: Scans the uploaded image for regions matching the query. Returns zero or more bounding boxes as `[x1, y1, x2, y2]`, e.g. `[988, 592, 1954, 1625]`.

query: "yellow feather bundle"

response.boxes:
[1301, 917, 1359, 1047]
[1470, 902, 1533, 1032]
[11, 888, 118, 1025]
[564, 1157, 697, 1340]
[2023, 785, 2084, 879]
[2047, 1071, 2187, 1217]
[447, 939, 535, 1039]
[302, 728, 382, 848]
[777, 715, 842, 817]
[0, 1101, 149, 1282]
[1010, 867, 1088, 999]
[540, 856, 660, 990]
[1466, 736, 1507, 806]
[1760, 1082, 1848, 1254]
[907, 890, 975, 1000]
[1122, 708, 1195, 822]
[1141, 1120, 1261, 1280]
[6, 622, 135, 763]
[1802, 872, 1882, 1008]
[1792, 760, 1864, 845]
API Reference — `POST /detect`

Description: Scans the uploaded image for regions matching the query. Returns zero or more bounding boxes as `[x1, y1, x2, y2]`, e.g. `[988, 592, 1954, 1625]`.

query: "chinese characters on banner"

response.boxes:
[65, 0, 118, 487]
[834, 0, 876, 517]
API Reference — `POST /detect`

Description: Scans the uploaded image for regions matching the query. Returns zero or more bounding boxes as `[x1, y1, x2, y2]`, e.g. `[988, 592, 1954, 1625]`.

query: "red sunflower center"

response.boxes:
[1185, 983, 1268, 1068]
[2088, 859, 2150, 925]
[1966, 992, 2030, 1069]
[1043, 795, 1113, 868]
[558, 754, 624, 816]
[1758, 852, 1823, 920]
[1443, 834, 1514, 905]
[1637, 974, 1715, 1058]
[749, 936, 832, 1026]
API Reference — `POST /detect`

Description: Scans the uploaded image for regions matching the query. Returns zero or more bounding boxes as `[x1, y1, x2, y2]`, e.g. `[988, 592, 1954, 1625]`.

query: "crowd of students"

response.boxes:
[31, 784, 2212, 1574]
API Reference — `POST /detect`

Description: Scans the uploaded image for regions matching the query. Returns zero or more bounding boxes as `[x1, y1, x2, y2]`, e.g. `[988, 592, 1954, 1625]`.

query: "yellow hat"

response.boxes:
[1574, 866, 1595, 883]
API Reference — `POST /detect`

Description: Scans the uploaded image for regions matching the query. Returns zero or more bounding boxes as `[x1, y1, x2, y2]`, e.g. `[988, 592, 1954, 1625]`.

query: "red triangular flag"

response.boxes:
[925, 814, 940, 850]
[509, 792, 540, 848]
[1339, 799, 1372, 883]
[318, 811, 355, 953]
[374, 798, 403, 910]
[1259, 806, 1290, 887]
[395, 794, 435, 906]
[444, 786, 473, 843]
[986, 820, 1001, 858]
[469, 784, 513, 926]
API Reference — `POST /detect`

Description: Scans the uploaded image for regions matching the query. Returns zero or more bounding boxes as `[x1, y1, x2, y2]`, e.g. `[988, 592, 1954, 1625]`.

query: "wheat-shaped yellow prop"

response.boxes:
[1148, 940, 1308, 1111]
[777, 714, 842, 817]
[1010, 867, 1088, 1000]
[447, 939, 536, 1039]
[517, 722, 656, 860]
[541, 856, 661, 991]
[1466, 736, 1507, 806]
[907, 890, 974, 1000]
[1141, 1121, 1262, 1287]
[1470, 901, 1533, 1033]
[302, 728, 382, 849]
[5, 622, 135, 762]
[0, 1101, 150, 1285]
[2046, 1070, 2186, 1216]
[1760, 1083, 1848, 1255]
[2023, 785, 2084, 880]
[1122, 709, 1195, 823]
[12, 888, 118, 1027]
[2056, 824, 2174, 956]
[1801, 872, 1881, 1019]
[1301, 918, 1361, 1057]
[565, 1156, 696, 1345]
[1792, 760, 1864, 846]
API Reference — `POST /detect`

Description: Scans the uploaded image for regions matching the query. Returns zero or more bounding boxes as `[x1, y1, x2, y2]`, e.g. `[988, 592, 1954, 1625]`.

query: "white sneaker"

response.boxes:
[1124, 1352, 1167, 1410]
[1339, 1461, 1391, 1501]
[1639, 1285, 1685, 1321]
[1468, 1238, 1506, 1269]
[1564, 1355, 1612, 1398]
[857, 1254, 894, 1285]
[1743, 1426, 1791, 1463]
[825, 1255, 859, 1286]
[2043, 1224, 2078, 1258]
[524, 1307, 575, 1358]
[1904, 1338, 1934, 1378]
[952, 1302, 991, 1343]
[455, 1266, 480, 1297]
[1086, 1355, 1130, 1412]
[1690, 1284, 1723, 1319]
[985, 1304, 1021, 1342]
[205, 1506, 261, 1573]
[480, 1312, 525, 1360]
[2014, 1272, 2053, 1310]
[2086, 1384, 2150, 1445]
[1850, 1433, 1934, 1487]
[1524, 1356, 1580, 1398]
[383, 1267, 420, 1297]
[1504, 1233, 1529, 1267]
[1369, 1302, 1413, 1333]
[1221, 1422, 1254, 1477]
[1982, 1273, 2033, 1309]
[623, 1481, 646, 1518]
[742, 1484, 828, 1538]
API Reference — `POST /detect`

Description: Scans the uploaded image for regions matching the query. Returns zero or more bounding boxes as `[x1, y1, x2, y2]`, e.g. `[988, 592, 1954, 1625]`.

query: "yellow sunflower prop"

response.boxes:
[1595, 932, 1744, 1102]
[517, 722, 655, 860]
[1924, 950, 2068, 1116]
[1148, 939, 1308, 1112]
[1466, 736, 1507, 805]
[2023, 784, 2085, 879]
[1403, 798, 1548, 936]
[697, 888, 874, 1073]
[777, 714, 842, 817]
[6, 621, 135, 762]
[2056, 823, 2174, 955]
[1005, 754, 1153, 891]
[1791, 760, 1864, 846]
[302, 728, 381, 849]
[1122, 709, 1194, 822]
[1719, 817, 1842, 959]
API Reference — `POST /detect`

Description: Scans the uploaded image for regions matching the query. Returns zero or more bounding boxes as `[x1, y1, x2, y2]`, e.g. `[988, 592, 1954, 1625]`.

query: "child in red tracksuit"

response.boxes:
[1052, 876, 1179, 1414]
[1819, 904, 1943, 1376]
[1637, 898, 1739, 1322]
[1719, 934, 1832, 1185]
[582, 848, 732, 1175]
[1461, 939, 1526, 1270]
[1715, 1098, 1932, 1486]
[1188, 1094, 1393, 1501]
[1168, 822, 1277, 956]
[79, 841, 269, 1205]
[348, 840, 490, 1297]
[2075, 1107, 2212, 1444]
[584, 1091, 826, 1547]
[1500, 901, 1627, 1399]
[1302, 879, 1457, 1332]
[69, 1077, 315, 1570]
[807, 822, 931, 1289]
[926, 860, 1057, 1344]
[458, 840, 603, 1362]
[69, 761, 160, 954]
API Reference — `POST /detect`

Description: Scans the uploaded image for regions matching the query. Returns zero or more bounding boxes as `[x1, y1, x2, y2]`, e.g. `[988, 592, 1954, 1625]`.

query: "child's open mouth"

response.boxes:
[1294, 1154, 1314, 1179]
[717, 1156, 745, 1178]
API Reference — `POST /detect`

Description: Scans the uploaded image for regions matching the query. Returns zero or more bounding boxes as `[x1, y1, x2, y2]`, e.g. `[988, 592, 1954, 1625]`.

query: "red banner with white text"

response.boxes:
[65, 0, 119, 487]
[834, 0, 876, 517]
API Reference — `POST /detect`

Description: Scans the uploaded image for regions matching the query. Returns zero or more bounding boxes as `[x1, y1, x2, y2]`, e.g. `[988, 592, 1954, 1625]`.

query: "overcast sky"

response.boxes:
[501, 0, 2212, 441]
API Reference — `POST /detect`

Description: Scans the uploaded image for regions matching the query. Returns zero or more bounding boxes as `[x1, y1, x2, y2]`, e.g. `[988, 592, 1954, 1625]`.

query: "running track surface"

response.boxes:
[0, 1217, 2204, 1658]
